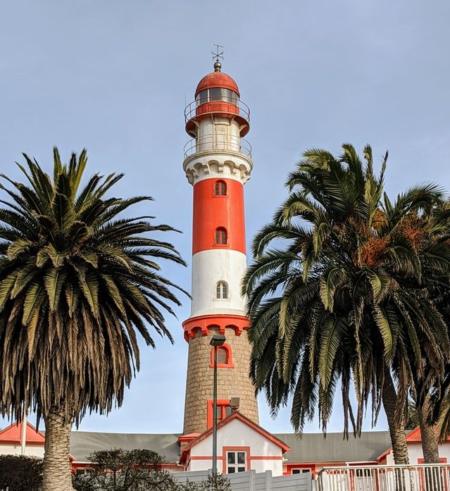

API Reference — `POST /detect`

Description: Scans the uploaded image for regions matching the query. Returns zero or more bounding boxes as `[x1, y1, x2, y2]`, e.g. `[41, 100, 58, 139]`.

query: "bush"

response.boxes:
[73, 449, 175, 490]
[0, 455, 43, 491]
[72, 449, 231, 490]
[179, 473, 231, 491]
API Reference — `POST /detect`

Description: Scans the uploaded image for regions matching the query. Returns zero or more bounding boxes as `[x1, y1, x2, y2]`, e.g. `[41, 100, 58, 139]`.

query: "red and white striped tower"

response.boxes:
[182, 60, 259, 435]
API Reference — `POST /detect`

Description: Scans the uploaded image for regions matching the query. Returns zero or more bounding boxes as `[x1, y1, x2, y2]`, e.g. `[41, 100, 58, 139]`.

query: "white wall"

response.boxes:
[0, 443, 44, 458]
[197, 119, 241, 154]
[191, 249, 247, 317]
[189, 418, 284, 476]
[385, 442, 450, 465]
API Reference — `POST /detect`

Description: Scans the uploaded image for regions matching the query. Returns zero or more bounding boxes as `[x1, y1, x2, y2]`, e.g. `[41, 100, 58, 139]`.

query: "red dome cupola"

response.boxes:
[195, 66, 240, 97]
[185, 61, 250, 138]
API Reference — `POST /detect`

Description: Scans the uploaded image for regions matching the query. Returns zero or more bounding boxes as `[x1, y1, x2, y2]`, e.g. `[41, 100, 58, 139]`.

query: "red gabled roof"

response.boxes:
[180, 411, 289, 464]
[376, 426, 450, 461]
[0, 421, 45, 445]
[406, 427, 422, 443]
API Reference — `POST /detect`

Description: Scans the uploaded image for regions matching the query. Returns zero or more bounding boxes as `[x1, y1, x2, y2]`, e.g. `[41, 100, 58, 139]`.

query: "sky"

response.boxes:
[0, 0, 449, 435]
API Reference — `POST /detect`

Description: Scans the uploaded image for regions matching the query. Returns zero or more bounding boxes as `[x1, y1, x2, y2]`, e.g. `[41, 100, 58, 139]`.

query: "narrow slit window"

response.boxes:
[215, 180, 227, 196]
[216, 281, 228, 299]
[215, 227, 227, 245]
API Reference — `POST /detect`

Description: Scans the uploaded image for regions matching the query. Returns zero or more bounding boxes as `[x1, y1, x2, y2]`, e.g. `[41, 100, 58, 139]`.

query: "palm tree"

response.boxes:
[0, 149, 186, 490]
[243, 145, 449, 464]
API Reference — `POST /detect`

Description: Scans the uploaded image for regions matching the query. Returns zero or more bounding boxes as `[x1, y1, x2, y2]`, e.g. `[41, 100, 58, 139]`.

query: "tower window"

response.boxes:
[217, 346, 228, 364]
[216, 281, 228, 299]
[210, 343, 233, 368]
[215, 227, 227, 245]
[215, 180, 227, 196]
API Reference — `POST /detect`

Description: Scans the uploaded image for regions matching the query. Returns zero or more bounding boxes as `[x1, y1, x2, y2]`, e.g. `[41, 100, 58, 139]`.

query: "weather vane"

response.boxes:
[212, 44, 224, 71]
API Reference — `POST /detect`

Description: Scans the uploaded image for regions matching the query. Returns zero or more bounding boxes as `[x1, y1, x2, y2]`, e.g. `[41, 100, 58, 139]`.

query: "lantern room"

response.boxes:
[184, 61, 250, 139]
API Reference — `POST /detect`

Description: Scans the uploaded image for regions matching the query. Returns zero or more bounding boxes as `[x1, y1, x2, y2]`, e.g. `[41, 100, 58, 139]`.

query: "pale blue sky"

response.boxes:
[0, 0, 449, 434]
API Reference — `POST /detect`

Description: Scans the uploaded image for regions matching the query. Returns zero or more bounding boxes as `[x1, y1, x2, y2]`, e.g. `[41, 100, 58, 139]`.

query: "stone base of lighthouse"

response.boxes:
[182, 316, 259, 435]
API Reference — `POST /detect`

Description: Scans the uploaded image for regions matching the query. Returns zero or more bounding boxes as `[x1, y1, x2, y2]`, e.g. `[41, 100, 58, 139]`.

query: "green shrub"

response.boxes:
[72, 449, 231, 490]
[0, 455, 43, 491]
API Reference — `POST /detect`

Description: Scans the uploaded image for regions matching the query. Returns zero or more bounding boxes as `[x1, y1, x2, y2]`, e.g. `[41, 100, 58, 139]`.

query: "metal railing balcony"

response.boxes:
[183, 135, 252, 159]
[184, 97, 250, 124]
[318, 463, 450, 491]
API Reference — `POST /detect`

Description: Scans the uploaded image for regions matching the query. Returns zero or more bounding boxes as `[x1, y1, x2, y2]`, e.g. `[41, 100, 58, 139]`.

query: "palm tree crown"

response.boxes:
[243, 145, 449, 449]
[0, 149, 186, 424]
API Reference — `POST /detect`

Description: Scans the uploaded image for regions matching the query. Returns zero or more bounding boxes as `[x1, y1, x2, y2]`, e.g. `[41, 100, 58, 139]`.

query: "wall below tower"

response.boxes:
[183, 326, 259, 435]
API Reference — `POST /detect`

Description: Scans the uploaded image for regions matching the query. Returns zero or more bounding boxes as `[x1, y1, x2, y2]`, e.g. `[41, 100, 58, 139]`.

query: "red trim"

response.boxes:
[184, 411, 290, 454]
[182, 314, 249, 342]
[189, 455, 282, 462]
[192, 178, 246, 254]
[72, 462, 185, 472]
[418, 457, 448, 464]
[178, 433, 200, 443]
[250, 456, 283, 460]
[186, 111, 249, 138]
[207, 400, 231, 429]
[222, 446, 250, 473]
[0, 421, 45, 445]
[376, 426, 450, 462]
[209, 344, 234, 368]
[407, 427, 422, 442]
[190, 455, 224, 461]
[195, 72, 240, 97]
[284, 464, 315, 477]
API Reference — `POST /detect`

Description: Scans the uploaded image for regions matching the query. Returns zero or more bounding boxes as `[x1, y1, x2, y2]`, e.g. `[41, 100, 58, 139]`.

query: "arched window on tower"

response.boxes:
[216, 281, 229, 299]
[215, 227, 227, 245]
[209, 343, 233, 369]
[215, 180, 227, 196]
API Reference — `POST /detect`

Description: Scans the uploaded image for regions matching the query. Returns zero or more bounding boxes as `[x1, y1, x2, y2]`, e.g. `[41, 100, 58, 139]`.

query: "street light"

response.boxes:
[210, 333, 226, 478]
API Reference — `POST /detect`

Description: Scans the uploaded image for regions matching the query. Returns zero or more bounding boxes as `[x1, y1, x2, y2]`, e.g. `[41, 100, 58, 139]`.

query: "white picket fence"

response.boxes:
[174, 469, 312, 490]
[318, 464, 450, 491]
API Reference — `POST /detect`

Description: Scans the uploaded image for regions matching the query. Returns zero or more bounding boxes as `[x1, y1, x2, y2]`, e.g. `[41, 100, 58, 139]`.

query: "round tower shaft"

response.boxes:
[182, 63, 258, 436]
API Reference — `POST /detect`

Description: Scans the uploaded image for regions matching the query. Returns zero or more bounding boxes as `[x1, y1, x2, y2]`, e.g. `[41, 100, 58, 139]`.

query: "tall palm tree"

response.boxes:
[243, 145, 449, 464]
[0, 149, 186, 490]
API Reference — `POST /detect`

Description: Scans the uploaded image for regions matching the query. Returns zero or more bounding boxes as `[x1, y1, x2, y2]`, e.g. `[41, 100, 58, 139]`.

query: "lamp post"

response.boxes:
[210, 333, 226, 478]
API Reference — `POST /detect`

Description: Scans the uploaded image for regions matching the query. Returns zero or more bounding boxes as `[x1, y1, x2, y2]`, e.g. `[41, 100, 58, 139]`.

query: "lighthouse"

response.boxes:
[181, 58, 259, 436]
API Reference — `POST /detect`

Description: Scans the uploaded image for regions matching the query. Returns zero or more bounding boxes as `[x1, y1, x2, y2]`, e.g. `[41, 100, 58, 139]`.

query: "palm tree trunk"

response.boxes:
[42, 407, 74, 491]
[418, 398, 440, 463]
[382, 370, 410, 464]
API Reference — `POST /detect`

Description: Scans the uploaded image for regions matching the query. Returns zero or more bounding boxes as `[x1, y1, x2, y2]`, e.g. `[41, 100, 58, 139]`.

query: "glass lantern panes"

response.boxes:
[196, 88, 239, 105]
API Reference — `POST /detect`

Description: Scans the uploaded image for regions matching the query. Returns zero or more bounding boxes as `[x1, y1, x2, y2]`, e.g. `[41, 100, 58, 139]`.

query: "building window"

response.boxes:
[207, 400, 232, 428]
[209, 343, 233, 368]
[292, 468, 311, 474]
[215, 180, 227, 196]
[215, 227, 227, 245]
[226, 451, 247, 473]
[216, 280, 228, 299]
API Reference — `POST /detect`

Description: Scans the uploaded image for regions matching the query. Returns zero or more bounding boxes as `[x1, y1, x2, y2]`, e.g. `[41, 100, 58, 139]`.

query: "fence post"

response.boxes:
[265, 470, 272, 491]
[248, 470, 255, 491]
